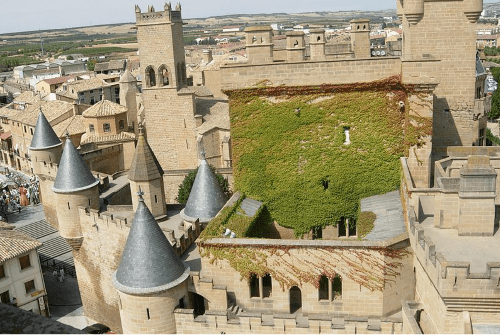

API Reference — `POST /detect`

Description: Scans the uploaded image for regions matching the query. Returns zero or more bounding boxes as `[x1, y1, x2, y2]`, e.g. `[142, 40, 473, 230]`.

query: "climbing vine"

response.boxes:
[223, 76, 431, 235]
[200, 243, 411, 291]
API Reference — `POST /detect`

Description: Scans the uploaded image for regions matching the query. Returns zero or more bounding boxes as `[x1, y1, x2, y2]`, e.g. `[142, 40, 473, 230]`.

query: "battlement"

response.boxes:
[406, 206, 500, 312]
[135, 2, 182, 25]
[174, 307, 403, 333]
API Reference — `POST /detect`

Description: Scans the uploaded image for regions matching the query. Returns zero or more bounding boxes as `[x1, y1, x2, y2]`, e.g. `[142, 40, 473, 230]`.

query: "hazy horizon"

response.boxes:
[1, 0, 499, 35]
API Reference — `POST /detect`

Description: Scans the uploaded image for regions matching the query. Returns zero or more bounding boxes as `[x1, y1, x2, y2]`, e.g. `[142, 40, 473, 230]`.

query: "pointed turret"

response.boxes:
[128, 125, 167, 218]
[113, 193, 189, 334]
[119, 69, 139, 133]
[180, 151, 227, 223]
[29, 109, 63, 175]
[53, 135, 99, 193]
[52, 135, 99, 247]
[30, 109, 61, 150]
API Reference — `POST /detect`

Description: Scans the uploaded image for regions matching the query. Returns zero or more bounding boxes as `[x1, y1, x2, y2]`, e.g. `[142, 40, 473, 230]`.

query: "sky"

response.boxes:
[1, 0, 499, 35]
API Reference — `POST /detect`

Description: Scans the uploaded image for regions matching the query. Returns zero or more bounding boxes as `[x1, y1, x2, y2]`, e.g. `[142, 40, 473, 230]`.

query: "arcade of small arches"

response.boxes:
[144, 63, 187, 88]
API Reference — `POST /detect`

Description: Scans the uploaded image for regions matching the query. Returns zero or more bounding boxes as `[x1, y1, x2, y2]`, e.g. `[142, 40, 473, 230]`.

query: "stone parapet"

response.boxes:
[174, 308, 403, 334]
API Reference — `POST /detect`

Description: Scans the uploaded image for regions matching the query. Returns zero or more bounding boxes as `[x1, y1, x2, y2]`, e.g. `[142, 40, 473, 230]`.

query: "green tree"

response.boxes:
[66, 55, 74, 60]
[489, 68, 500, 119]
[87, 59, 97, 71]
[177, 165, 231, 203]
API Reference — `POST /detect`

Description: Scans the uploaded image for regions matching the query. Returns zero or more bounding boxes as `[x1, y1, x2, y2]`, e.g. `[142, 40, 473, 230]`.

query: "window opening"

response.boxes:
[332, 275, 342, 300]
[250, 274, 259, 297]
[318, 275, 329, 300]
[119, 120, 125, 130]
[262, 274, 272, 298]
[19, 255, 31, 270]
[24, 279, 35, 294]
[0, 264, 5, 279]
[312, 226, 322, 240]
[89, 124, 95, 133]
[146, 308, 150, 320]
[103, 123, 111, 133]
[338, 217, 347, 237]
[0, 290, 10, 304]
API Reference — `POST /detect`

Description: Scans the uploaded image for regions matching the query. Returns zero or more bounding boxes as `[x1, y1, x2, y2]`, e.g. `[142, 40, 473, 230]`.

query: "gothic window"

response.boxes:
[103, 123, 111, 133]
[332, 275, 342, 300]
[338, 217, 356, 238]
[158, 65, 170, 87]
[318, 275, 329, 300]
[145, 66, 156, 88]
[250, 274, 259, 297]
[262, 273, 272, 298]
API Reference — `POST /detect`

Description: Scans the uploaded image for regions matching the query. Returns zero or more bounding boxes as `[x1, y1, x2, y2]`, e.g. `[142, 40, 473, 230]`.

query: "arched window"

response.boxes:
[158, 65, 170, 87]
[262, 273, 272, 298]
[119, 120, 125, 130]
[250, 274, 259, 298]
[318, 275, 329, 300]
[103, 123, 111, 133]
[332, 275, 342, 300]
[145, 66, 156, 87]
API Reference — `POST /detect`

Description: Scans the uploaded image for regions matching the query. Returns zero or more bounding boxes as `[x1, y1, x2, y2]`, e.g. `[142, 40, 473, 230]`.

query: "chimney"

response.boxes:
[202, 49, 213, 64]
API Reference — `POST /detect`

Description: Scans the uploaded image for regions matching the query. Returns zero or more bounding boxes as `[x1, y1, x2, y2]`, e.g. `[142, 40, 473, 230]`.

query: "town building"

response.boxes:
[57, 77, 120, 105]
[0, 229, 49, 316]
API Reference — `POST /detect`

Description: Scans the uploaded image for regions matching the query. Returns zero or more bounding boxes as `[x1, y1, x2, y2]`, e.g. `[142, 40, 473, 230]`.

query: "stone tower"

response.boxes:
[113, 193, 190, 334]
[119, 69, 139, 134]
[286, 31, 306, 62]
[29, 110, 63, 228]
[52, 135, 100, 249]
[244, 26, 274, 63]
[350, 19, 371, 59]
[135, 3, 199, 175]
[309, 29, 326, 61]
[180, 151, 227, 225]
[128, 125, 167, 218]
[399, 0, 484, 149]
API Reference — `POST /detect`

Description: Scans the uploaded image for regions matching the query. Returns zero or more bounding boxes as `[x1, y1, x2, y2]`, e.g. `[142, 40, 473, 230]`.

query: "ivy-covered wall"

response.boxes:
[225, 76, 431, 235]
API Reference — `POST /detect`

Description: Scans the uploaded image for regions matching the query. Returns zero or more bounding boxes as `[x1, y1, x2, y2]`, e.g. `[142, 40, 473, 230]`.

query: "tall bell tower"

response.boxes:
[135, 2, 199, 202]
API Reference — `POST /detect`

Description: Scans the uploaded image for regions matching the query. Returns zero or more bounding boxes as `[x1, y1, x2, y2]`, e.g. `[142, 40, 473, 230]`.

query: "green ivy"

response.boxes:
[357, 211, 377, 240]
[224, 77, 429, 236]
[486, 128, 500, 146]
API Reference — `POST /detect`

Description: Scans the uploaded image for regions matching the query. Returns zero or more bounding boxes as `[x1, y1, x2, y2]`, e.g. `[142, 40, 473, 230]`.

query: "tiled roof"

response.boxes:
[52, 136, 99, 193]
[59, 77, 110, 98]
[0, 230, 42, 263]
[29, 111, 62, 150]
[128, 129, 163, 181]
[0, 104, 21, 119]
[180, 154, 227, 223]
[94, 59, 126, 72]
[0, 131, 11, 140]
[82, 100, 128, 118]
[195, 98, 230, 134]
[13, 91, 45, 104]
[41, 75, 74, 86]
[52, 115, 86, 137]
[10, 100, 73, 127]
[114, 195, 189, 294]
[80, 131, 136, 145]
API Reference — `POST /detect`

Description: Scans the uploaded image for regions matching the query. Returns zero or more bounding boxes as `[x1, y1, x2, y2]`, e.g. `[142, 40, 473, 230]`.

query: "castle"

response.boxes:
[27, 0, 500, 333]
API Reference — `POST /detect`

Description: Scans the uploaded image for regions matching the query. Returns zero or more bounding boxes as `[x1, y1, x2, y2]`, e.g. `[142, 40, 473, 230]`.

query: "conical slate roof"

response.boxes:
[128, 126, 163, 181]
[119, 69, 136, 83]
[180, 153, 227, 223]
[29, 111, 62, 150]
[52, 136, 99, 193]
[114, 194, 189, 294]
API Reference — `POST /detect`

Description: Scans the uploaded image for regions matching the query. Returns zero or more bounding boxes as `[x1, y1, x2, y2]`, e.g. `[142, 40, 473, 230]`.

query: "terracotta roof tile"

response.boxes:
[82, 100, 128, 118]
[80, 131, 136, 145]
[0, 230, 42, 262]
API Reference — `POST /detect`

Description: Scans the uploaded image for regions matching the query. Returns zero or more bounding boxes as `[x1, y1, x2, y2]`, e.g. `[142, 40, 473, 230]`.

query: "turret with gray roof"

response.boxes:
[29, 109, 62, 150]
[114, 193, 189, 294]
[128, 125, 167, 218]
[52, 135, 99, 193]
[29, 109, 63, 176]
[180, 151, 227, 223]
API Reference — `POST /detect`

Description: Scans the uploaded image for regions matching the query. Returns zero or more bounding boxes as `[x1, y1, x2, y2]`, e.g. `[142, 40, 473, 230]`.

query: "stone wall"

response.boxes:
[220, 58, 401, 90]
[198, 236, 413, 318]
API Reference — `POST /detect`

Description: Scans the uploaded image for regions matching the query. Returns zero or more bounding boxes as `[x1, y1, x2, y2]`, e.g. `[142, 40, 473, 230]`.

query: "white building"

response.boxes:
[0, 230, 49, 316]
